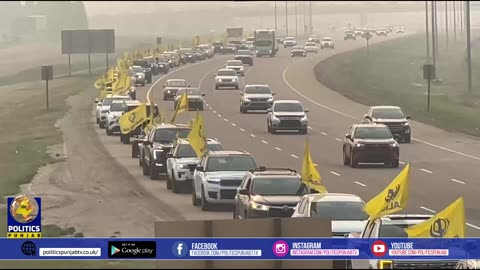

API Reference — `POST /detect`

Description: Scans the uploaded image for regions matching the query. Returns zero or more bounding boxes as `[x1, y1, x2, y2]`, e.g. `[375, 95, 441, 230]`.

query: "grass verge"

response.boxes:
[315, 33, 480, 137]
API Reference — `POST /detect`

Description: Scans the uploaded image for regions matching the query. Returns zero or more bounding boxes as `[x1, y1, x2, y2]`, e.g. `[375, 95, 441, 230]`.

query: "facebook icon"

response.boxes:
[172, 241, 188, 257]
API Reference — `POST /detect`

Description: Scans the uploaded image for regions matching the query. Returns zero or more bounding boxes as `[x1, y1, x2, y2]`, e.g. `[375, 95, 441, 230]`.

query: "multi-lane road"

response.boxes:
[95, 33, 480, 237]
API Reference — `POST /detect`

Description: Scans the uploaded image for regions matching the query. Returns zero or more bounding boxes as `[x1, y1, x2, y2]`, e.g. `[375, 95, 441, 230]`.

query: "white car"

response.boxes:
[267, 100, 309, 134]
[225, 60, 245, 76]
[214, 69, 239, 90]
[291, 193, 368, 237]
[95, 94, 131, 129]
[129, 65, 146, 86]
[283, 36, 297, 47]
[320, 37, 335, 49]
[105, 99, 129, 136]
[304, 42, 318, 53]
[166, 138, 224, 193]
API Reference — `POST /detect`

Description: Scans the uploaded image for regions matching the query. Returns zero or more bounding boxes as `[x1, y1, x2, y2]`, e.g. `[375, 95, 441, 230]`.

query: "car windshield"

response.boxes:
[286, 37, 295, 40]
[251, 177, 307, 196]
[133, 61, 148, 68]
[227, 61, 243, 66]
[177, 143, 223, 158]
[346, 31, 354, 34]
[176, 88, 201, 96]
[156, 56, 167, 62]
[310, 201, 368, 220]
[292, 46, 304, 50]
[274, 102, 304, 112]
[132, 67, 143, 73]
[236, 50, 251, 55]
[110, 102, 128, 112]
[354, 127, 393, 139]
[245, 86, 271, 94]
[379, 224, 418, 238]
[181, 48, 193, 53]
[143, 58, 155, 64]
[163, 54, 172, 58]
[372, 108, 405, 119]
[218, 70, 236, 76]
[306, 42, 316, 46]
[153, 128, 191, 143]
[206, 156, 256, 172]
[213, 42, 223, 46]
[255, 40, 272, 47]
[322, 38, 333, 41]
[167, 81, 187, 87]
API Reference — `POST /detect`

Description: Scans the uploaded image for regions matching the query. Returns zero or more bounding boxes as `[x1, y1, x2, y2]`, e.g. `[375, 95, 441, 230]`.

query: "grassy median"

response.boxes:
[315, 33, 480, 137]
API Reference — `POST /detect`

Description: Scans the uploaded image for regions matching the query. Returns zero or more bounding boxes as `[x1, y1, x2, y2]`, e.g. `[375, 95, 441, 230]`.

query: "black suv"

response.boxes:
[142, 56, 160, 75]
[234, 167, 307, 219]
[213, 41, 224, 54]
[141, 124, 191, 180]
[132, 59, 152, 84]
[343, 124, 400, 168]
[154, 55, 170, 74]
[363, 106, 411, 143]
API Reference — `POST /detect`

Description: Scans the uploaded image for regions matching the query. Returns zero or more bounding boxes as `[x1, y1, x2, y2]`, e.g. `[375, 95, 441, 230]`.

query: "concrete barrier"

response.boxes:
[154, 218, 332, 269]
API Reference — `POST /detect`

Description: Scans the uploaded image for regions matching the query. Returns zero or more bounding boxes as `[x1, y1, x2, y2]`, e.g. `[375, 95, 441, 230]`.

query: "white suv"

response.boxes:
[95, 94, 131, 129]
[214, 69, 239, 90]
[105, 99, 129, 136]
[267, 100, 309, 134]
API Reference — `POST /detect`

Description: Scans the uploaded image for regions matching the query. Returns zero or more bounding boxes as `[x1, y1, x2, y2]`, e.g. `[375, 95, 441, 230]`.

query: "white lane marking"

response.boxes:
[231, 123, 236, 127]
[467, 223, 480, 230]
[250, 134, 256, 138]
[240, 128, 245, 132]
[213, 110, 217, 113]
[291, 154, 299, 159]
[217, 114, 222, 117]
[451, 178, 466, 184]
[354, 181, 367, 187]
[420, 206, 436, 213]
[420, 168, 433, 174]
[275, 147, 282, 151]
[335, 138, 342, 142]
[399, 161, 406, 165]
[307, 126, 313, 130]
[261, 140, 268, 144]
[205, 103, 209, 106]
[224, 118, 229, 122]
[208, 106, 212, 109]
[330, 171, 341, 176]
[321, 132, 328, 136]
[282, 63, 480, 162]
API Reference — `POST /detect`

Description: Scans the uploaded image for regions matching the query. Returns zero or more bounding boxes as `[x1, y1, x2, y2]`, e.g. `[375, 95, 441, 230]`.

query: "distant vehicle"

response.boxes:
[240, 84, 275, 113]
[154, 55, 170, 74]
[198, 44, 214, 58]
[307, 35, 320, 44]
[132, 59, 152, 84]
[320, 37, 335, 49]
[163, 79, 189, 100]
[304, 42, 318, 53]
[254, 29, 278, 57]
[344, 30, 356, 40]
[142, 56, 160, 75]
[354, 30, 363, 37]
[246, 36, 255, 42]
[363, 106, 411, 143]
[119, 101, 159, 144]
[174, 49, 187, 64]
[234, 49, 253, 66]
[193, 47, 207, 60]
[376, 28, 388, 36]
[395, 26, 405, 33]
[283, 36, 297, 47]
[290, 45, 306, 57]
[105, 100, 134, 136]
[179, 48, 196, 63]
[225, 60, 245, 76]
[223, 43, 237, 54]
[213, 41, 224, 54]
[267, 100, 309, 134]
[163, 51, 180, 66]
[129, 65, 145, 86]
[162, 53, 175, 67]
[215, 69, 239, 90]
[95, 94, 131, 128]
[173, 88, 205, 111]
[343, 124, 400, 168]
[234, 167, 307, 219]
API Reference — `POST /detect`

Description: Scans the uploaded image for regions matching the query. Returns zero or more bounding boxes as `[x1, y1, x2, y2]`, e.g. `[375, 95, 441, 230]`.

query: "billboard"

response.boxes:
[226, 28, 243, 38]
[61, 29, 115, 54]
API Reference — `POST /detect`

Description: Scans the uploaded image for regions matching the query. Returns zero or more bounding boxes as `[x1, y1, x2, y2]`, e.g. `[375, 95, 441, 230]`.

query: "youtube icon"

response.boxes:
[371, 240, 388, 257]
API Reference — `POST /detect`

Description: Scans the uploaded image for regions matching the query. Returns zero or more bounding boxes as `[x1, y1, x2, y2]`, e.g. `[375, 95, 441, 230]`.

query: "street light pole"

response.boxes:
[274, 1, 277, 32]
[303, 1, 307, 37]
[425, 1, 430, 59]
[285, 0, 288, 36]
[453, 1, 457, 41]
[445, 1, 448, 50]
[309, 0, 313, 36]
[465, 0, 472, 94]
[460, 1, 463, 34]
[431, 1, 437, 68]
[295, 0, 298, 38]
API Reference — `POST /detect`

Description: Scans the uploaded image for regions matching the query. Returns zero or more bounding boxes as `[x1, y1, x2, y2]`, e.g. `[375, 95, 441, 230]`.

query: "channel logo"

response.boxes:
[272, 240, 289, 257]
[371, 240, 388, 257]
[107, 241, 156, 258]
[7, 195, 42, 238]
[172, 241, 188, 257]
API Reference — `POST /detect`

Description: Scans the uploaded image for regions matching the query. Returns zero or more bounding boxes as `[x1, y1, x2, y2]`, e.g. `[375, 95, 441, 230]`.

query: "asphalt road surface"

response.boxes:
[94, 33, 480, 237]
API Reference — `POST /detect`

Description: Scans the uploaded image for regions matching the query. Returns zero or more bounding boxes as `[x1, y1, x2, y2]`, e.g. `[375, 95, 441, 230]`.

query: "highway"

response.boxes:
[94, 33, 480, 237]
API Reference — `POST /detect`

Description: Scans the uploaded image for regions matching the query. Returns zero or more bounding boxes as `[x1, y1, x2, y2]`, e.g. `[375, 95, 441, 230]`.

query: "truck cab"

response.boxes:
[254, 29, 277, 57]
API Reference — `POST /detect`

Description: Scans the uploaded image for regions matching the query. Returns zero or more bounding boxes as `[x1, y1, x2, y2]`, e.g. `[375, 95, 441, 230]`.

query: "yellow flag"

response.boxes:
[170, 93, 189, 124]
[94, 76, 105, 89]
[364, 164, 410, 220]
[187, 112, 208, 157]
[99, 88, 107, 100]
[405, 197, 465, 238]
[119, 103, 148, 134]
[301, 139, 327, 193]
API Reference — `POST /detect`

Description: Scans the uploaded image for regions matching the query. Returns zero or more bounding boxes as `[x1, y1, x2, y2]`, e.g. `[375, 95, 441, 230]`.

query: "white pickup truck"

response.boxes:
[166, 138, 223, 193]
[348, 214, 459, 269]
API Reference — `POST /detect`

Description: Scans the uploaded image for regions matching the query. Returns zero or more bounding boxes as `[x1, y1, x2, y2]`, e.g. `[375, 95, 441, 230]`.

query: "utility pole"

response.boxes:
[445, 1, 448, 49]
[460, 1, 463, 34]
[466, 0, 472, 94]
[303, 1, 307, 37]
[434, 1, 439, 60]
[274, 1, 277, 32]
[295, 0, 298, 37]
[431, 1, 437, 68]
[425, 1, 430, 59]
[309, 1, 313, 36]
[453, 1, 456, 41]
[285, 1, 288, 36]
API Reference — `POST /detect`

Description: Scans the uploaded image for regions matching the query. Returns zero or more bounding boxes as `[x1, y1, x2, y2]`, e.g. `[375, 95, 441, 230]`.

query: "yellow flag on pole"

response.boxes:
[118, 103, 148, 134]
[405, 197, 465, 238]
[187, 112, 208, 157]
[301, 139, 327, 193]
[170, 93, 189, 123]
[363, 164, 410, 220]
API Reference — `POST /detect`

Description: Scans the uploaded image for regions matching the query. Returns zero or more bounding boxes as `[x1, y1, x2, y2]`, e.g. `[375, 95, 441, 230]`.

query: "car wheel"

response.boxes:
[106, 127, 112, 136]
[99, 122, 105, 129]
[131, 145, 138, 158]
[96, 118, 99, 124]
[172, 173, 180, 193]
[343, 148, 350, 165]
[139, 155, 143, 166]
[142, 83, 145, 87]
[271, 127, 277, 134]
[200, 186, 210, 211]
[233, 206, 237, 219]
[300, 128, 307, 134]
[149, 161, 159, 180]
[122, 135, 130, 144]
[391, 159, 400, 168]
[163, 95, 167, 101]
[199, 105, 204, 111]
[192, 183, 200, 206]
[235, 85, 239, 90]
[403, 135, 411, 143]
[250, 63, 253, 66]
[166, 172, 172, 190]
[142, 160, 149, 176]
[350, 152, 358, 168]
[215, 85, 219, 90]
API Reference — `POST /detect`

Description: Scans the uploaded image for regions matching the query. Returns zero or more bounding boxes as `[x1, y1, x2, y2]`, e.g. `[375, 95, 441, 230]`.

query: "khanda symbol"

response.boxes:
[128, 112, 137, 123]
[430, 218, 450, 238]
[385, 185, 400, 203]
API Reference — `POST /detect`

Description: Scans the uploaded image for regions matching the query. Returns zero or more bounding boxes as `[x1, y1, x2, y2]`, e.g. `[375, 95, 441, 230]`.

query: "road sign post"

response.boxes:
[41, 65, 53, 110]
[423, 64, 436, 112]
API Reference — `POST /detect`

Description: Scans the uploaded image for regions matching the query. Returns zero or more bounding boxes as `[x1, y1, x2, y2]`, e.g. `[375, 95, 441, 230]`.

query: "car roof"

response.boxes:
[177, 138, 220, 145]
[249, 167, 299, 177]
[286, 36, 295, 39]
[131, 65, 142, 69]
[370, 105, 401, 110]
[274, 100, 302, 104]
[105, 94, 130, 99]
[217, 68, 236, 72]
[164, 51, 175, 53]
[245, 84, 269, 88]
[352, 123, 388, 128]
[166, 79, 187, 82]
[305, 193, 365, 203]
[322, 37, 333, 39]
[154, 123, 191, 129]
[227, 60, 242, 63]
[207, 150, 251, 157]
[237, 50, 251, 53]
[379, 214, 433, 225]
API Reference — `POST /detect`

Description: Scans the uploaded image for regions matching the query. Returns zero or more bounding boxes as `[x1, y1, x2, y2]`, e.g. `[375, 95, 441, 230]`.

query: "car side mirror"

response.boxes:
[406, 115, 411, 119]
[166, 153, 173, 158]
[162, 85, 165, 88]
[238, 189, 249, 196]
[196, 166, 204, 172]
[201, 93, 206, 96]
[188, 85, 191, 87]
[143, 140, 151, 146]
[345, 134, 352, 140]
[304, 109, 309, 113]
[240, 92, 243, 96]
[272, 93, 277, 96]
[267, 108, 272, 113]
[364, 114, 371, 120]
[94, 98, 99, 103]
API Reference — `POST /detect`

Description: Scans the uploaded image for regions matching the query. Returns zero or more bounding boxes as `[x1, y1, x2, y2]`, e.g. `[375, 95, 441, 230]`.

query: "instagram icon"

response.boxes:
[272, 240, 289, 257]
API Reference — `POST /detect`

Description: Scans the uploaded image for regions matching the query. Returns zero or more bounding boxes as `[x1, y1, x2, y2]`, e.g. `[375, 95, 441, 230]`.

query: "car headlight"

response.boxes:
[272, 115, 280, 122]
[101, 109, 109, 113]
[244, 97, 250, 101]
[355, 143, 365, 147]
[269, 50, 272, 53]
[250, 201, 269, 211]
[216, 78, 222, 82]
[256, 50, 259, 53]
[178, 164, 188, 169]
[206, 178, 220, 184]
[402, 122, 410, 126]
[267, 97, 273, 101]
[220, 47, 224, 49]
[159, 64, 164, 67]
[390, 143, 398, 147]
[232, 78, 237, 82]
[300, 116, 308, 122]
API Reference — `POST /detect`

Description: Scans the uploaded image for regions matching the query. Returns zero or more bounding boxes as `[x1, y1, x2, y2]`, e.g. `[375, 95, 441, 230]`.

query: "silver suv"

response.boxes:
[240, 84, 275, 113]
[214, 69, 239, 90]
[267, 100, 309, 134]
